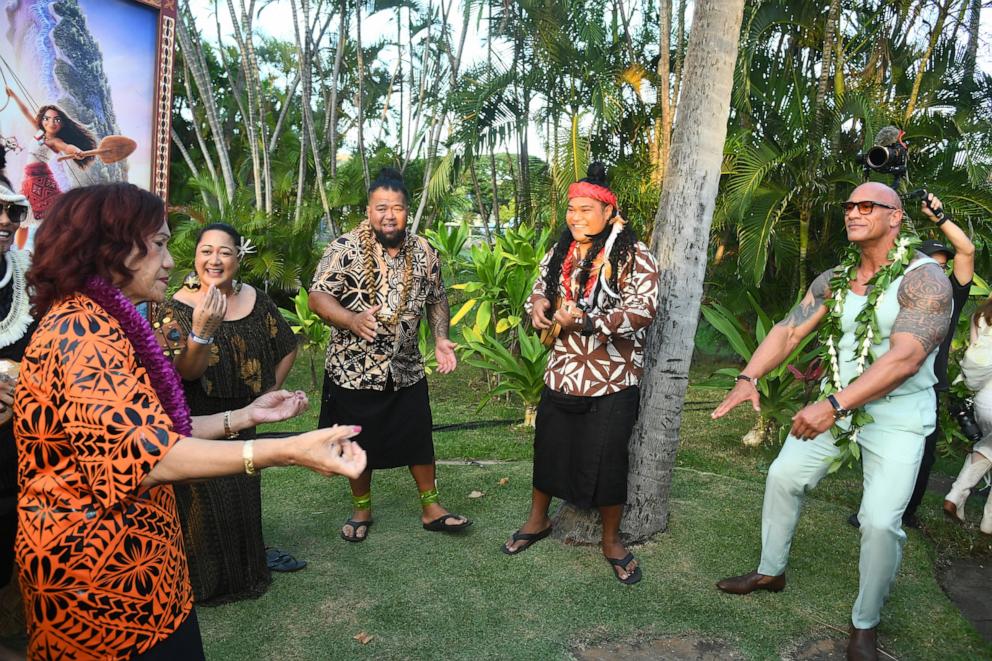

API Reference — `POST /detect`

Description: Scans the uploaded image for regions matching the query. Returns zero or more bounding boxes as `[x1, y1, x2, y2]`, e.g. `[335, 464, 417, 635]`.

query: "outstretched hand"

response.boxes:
[247, 390, 309, 425]
[291, 426, 367, 479]
[435, 338, 458, 374]
[711, 380, 760, 419]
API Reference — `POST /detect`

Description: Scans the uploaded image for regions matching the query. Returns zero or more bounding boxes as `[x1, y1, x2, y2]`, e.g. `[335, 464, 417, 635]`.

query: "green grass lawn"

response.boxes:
[197, 356, 992, 660]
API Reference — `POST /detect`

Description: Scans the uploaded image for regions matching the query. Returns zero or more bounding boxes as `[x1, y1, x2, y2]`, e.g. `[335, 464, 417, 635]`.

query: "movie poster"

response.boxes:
[0, 0, 175, 249]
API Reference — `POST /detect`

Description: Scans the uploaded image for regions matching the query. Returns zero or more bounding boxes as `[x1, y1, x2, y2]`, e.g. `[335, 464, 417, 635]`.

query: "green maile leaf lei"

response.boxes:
[817, 234, 920, 473]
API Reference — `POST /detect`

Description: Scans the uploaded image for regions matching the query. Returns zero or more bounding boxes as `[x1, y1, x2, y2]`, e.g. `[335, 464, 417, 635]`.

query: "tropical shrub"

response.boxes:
[460, 326, 548, 426]
[279, 288, 330, 389]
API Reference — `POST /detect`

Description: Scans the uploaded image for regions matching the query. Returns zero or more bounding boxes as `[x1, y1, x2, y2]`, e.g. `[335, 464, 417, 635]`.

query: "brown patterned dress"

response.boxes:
[528, 241, 659, 507]
[157, 291, 297, 605]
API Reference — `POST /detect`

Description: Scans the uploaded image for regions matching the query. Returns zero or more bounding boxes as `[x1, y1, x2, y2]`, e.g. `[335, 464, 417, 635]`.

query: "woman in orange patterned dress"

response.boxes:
[14, 183, 366, 659]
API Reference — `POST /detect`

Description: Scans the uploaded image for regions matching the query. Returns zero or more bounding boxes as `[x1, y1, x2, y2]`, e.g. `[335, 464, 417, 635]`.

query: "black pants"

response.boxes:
[905, 408, 940, 519]
[132, 611, 205, 660]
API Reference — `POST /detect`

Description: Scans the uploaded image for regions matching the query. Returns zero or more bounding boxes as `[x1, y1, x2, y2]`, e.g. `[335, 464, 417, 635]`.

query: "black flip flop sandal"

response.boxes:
[422, 513, 473, 532]
[341, 518, 374, 543]
[606, 552, 642, 585]
[265, 547, 307, 572]
[501, 526, 552, 555]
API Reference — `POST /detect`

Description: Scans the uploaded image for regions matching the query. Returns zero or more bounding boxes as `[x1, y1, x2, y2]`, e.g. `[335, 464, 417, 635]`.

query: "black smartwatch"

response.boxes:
[827, 394, 851, 419]
[735, 373, 755, 385]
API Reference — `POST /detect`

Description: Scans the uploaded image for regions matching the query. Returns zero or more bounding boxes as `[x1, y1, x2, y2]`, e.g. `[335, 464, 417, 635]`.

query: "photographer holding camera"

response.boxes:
[846, 192, 974, 530]
[946, 294, 992, 535]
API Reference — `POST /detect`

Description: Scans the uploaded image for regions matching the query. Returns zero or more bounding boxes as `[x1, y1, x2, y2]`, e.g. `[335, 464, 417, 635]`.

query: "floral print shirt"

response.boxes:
[310, 223, 447, 391]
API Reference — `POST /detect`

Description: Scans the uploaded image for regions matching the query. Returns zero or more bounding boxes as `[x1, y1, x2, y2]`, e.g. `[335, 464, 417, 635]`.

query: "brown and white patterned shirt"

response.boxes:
[310, 222, 447, 391]
[528, 241, 659, 397]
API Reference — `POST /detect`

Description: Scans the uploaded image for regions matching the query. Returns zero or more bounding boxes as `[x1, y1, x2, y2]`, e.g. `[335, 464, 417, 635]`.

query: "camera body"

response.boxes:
[858, 126, 908, 186]
[949, 398, 984, 443]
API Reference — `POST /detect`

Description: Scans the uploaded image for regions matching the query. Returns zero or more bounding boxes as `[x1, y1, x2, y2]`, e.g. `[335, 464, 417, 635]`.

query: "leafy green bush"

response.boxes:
[279, 288, 330, 389]
[460, 326, 548, 426]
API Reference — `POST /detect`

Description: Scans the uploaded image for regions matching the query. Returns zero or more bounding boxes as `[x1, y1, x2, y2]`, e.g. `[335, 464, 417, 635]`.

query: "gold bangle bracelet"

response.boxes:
[242, 440, 256, 475]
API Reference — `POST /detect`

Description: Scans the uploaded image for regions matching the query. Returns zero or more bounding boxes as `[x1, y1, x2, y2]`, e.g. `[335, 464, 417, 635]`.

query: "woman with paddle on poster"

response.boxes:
[4, 85, 135, 225]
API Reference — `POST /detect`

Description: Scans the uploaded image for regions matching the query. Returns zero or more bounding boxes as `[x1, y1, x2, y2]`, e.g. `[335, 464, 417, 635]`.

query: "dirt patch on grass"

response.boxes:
[781, 636, 847, 660]
[573, 636, 745, 660]
[937, 556, 992, 644]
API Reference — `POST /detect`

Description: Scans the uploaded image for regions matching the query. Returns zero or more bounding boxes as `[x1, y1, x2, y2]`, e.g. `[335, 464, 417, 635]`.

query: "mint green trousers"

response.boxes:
[756, 405, 927, 629]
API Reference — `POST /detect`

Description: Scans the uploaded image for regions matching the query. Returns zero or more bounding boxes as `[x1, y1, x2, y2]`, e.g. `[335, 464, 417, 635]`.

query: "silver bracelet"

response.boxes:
[189, 332, 214, 345]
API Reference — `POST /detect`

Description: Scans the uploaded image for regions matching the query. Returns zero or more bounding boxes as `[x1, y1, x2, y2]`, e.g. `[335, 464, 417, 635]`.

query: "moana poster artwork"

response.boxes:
[0, 0, 175, 249]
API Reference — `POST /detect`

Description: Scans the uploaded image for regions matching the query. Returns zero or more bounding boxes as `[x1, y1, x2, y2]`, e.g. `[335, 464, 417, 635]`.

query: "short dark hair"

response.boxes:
[368, 167, 409, 205]
[29, 183, 165, 316]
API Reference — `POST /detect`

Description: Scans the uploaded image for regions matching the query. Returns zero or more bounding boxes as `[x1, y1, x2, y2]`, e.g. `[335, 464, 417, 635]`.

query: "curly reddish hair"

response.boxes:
[29, 183, 165, 316]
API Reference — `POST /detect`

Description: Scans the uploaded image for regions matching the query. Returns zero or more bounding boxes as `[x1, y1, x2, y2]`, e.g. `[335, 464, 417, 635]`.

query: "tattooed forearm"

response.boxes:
[892, 262, 953, 354]
[776, 268, 833, 328]
[427, 297, 451, 341]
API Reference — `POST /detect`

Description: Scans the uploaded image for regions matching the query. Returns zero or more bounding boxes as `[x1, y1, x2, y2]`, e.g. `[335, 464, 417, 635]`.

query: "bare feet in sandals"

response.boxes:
[503, 515, 552, 554]
[422, 503, 472, 531]
[341, 510, 373, 542]
[602, 540, 641, 584]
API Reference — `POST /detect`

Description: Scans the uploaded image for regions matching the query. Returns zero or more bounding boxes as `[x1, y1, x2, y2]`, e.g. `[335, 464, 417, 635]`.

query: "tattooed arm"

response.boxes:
[830, 261, 952, 412]
[427, 295, 451, 341]
[712, 268, 833, 418]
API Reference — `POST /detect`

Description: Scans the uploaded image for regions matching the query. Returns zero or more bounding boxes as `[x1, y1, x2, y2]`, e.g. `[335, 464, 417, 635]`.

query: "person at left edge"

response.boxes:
[14, 183, 366, 659]
[0, 141, 36, 658]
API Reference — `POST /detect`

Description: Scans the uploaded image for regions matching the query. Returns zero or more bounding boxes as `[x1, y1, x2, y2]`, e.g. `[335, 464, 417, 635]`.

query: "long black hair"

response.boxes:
[368, 167, 409, 205]
[543, 162, 638, 311]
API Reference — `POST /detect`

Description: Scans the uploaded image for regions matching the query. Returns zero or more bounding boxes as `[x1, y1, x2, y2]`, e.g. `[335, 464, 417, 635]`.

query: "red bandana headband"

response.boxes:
[568, 181, 617, 208]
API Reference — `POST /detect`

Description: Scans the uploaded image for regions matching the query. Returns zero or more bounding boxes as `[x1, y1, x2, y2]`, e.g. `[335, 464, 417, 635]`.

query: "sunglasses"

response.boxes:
[840, 200, 898, 215]
[0, 202, 27, 225]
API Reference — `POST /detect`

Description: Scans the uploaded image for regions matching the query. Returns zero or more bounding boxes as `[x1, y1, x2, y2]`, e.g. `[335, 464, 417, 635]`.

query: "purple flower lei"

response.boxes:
[81, 276, 193, 436]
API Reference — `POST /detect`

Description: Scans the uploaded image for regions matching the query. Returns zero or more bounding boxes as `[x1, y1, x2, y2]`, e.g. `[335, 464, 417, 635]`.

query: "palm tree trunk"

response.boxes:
[355, 1, 370, 189]
[654, 0, 672, 185]
[551, 0, 747, 544]
[904, 0, 952, 124]
[964, 0, 982, 86]
[176, 13, 236, 203]
[327, 3, 346, 178]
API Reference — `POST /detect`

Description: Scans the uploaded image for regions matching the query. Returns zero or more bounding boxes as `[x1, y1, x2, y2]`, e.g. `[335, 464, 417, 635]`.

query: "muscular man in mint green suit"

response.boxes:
[711, 182, 952, 661]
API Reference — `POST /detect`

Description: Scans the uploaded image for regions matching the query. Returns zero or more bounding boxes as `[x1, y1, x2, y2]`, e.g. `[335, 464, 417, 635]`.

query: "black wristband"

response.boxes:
[735, 374, 755, 384]
[935, 215, 949, 227]
[827, 394, 851, 419]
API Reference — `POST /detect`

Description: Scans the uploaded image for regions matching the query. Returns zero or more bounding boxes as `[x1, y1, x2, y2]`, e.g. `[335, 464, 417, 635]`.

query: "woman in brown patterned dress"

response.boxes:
[502, 163, 659, 585]
[158, 223, 302, 605]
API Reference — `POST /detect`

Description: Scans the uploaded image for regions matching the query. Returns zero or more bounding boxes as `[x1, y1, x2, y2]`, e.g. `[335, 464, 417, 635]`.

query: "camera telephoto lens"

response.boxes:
[866, 145, 892, 169]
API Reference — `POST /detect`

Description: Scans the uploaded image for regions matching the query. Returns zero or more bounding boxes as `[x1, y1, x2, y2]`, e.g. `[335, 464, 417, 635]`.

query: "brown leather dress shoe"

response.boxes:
[715, 571, 786, 594]
[847, 625, 878, 661]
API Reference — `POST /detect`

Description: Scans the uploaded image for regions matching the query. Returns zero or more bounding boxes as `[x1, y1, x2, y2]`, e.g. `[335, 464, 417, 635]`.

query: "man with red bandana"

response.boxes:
[501, 163, 659, 585]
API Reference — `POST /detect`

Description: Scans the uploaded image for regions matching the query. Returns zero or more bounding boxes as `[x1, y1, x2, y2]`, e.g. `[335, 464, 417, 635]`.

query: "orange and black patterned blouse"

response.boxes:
[14, 293, 192, 659]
